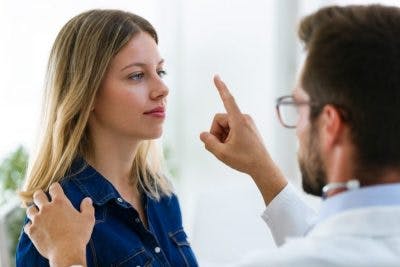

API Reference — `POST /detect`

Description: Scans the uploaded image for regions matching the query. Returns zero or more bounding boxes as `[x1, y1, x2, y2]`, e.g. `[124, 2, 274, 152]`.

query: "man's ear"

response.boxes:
[319, 105, 346, 149]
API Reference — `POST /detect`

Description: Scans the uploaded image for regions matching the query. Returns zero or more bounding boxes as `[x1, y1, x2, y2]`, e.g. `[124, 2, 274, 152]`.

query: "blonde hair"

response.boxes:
[20, 9, 172, 205]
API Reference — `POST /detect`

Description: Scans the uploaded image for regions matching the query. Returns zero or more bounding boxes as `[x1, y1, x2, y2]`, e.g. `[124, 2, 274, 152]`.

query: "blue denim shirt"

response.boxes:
[16, 159, 198, 267]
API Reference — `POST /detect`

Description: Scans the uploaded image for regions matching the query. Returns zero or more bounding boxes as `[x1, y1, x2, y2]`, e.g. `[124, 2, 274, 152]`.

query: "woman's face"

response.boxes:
[90, 32, 168, 141]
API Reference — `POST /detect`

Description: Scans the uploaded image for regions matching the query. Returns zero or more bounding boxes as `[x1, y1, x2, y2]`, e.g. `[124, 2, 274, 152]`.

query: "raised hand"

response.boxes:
[200, 75, 287, 204]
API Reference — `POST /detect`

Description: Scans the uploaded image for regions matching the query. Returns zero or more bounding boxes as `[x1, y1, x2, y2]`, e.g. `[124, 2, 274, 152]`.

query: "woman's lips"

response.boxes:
[144, 107, 166, 118]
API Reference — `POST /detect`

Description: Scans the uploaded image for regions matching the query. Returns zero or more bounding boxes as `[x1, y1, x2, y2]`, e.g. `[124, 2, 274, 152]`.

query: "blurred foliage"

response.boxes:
[0, 146, 28, 203]
[163, 144, 180, 180]
[0, 146, 28, 267]
[5, 208, 25, 266]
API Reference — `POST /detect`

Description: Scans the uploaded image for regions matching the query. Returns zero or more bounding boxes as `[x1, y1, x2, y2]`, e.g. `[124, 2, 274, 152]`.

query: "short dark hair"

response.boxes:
[299, 5, 400, 179]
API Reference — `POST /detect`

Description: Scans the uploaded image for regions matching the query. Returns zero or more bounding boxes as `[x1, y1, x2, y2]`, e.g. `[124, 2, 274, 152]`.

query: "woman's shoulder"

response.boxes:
[58, 168, 92, 210]
[148, 192, 183, 223]
[154, 192, 180, 208]
[57, 157, 101, 209]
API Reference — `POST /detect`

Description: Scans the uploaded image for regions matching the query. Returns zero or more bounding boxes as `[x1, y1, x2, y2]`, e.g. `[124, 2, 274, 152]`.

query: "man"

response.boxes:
[23, 5, 400, 266]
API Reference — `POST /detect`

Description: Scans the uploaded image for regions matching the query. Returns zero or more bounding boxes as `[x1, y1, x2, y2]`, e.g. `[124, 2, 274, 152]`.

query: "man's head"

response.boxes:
[296, 5, 400, 196]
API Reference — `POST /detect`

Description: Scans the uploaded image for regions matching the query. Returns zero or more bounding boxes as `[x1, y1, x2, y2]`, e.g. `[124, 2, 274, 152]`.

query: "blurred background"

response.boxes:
[1, 0, 399, 266]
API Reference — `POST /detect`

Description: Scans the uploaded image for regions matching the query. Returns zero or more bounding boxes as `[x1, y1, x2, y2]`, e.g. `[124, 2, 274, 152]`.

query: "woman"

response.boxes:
[16, 9, 198, 267]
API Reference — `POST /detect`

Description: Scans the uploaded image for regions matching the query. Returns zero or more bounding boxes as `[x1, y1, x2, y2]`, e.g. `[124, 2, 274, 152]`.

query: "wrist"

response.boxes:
[49, 247, 86, 267]
[250, 162, 287, 205]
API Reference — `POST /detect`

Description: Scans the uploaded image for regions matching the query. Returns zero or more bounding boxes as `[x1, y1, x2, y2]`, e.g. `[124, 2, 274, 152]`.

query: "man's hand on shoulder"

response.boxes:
[24, 183, 94, 267]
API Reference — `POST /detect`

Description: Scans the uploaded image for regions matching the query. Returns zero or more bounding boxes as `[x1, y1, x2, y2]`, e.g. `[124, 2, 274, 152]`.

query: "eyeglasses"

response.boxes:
[276, 95, 314, 128]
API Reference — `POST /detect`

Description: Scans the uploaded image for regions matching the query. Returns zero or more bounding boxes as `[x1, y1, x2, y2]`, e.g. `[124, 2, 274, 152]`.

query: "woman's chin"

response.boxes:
[143, 130, 163, 140]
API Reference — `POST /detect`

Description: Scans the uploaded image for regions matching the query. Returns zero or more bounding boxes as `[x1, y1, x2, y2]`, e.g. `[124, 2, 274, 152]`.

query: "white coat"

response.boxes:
[238, 184, 400, 267]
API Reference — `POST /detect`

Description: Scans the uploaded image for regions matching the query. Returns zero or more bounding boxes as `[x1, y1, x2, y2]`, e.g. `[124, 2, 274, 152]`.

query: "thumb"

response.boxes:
[80, 197, 94, 217]
[200, 132, 224, 155]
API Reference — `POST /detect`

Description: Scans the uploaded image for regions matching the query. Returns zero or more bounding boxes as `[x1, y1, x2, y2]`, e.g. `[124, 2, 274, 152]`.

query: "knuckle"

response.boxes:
[204, 143, 212, 152]
[213, 114, 221, 122]
[26, 205, 33, 213]
[52, 195, 67, 206]
[242, 114, 253, 124]
[224, 93, 234, 101]
[27, 205, 36, 215]
[216, 150, 226, 161]
[86, 213, 95, 222]
[23, 224, 29, 234]
[39, 203, 49, 212]
[51, 196, 62, 205]
[27, 215, 35, 223]
[33, 190, 42, 198]
[49, 183, 58, 192]
[205, 143, 219, 156]
[28, 224, 37, 236]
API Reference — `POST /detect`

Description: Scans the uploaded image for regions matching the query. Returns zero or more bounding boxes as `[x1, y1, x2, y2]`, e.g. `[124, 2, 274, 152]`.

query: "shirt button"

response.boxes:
[117, 197, 123, 203]
[154, 247, 161, 253]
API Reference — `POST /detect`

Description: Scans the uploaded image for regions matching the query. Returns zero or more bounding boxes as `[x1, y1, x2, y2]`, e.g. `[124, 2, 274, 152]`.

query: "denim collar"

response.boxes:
[65, 157, 130, 207]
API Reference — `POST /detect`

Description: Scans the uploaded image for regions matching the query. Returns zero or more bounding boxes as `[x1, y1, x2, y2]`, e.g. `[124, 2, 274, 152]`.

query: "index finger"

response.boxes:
[214, 75, 242, 116]
[32, 190, 49, 209]
[49, 182, 65, 201]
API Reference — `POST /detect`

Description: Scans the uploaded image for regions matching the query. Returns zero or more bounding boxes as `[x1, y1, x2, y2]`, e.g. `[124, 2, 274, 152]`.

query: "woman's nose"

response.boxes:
[150, 77, 169, 100]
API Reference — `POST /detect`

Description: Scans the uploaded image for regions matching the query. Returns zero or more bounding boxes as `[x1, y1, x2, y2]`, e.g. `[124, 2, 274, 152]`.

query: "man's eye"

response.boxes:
[129, 72, 144, 81]
[157, 70, 167, 78]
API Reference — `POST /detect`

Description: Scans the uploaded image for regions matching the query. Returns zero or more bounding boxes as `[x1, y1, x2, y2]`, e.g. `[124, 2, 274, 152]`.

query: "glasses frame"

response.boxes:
[275, 95, 315, 129]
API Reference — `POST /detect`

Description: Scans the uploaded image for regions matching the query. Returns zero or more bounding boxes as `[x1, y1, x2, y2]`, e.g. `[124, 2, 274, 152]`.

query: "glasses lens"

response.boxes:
[279, 104, 299, 128]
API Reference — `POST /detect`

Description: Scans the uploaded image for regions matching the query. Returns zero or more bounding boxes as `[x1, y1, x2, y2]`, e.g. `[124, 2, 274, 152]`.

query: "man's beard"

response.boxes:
[298, 125, 327, 197]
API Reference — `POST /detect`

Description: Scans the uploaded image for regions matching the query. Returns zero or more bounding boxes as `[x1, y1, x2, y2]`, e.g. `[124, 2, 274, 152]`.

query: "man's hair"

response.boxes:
[299, 5, 400, 180]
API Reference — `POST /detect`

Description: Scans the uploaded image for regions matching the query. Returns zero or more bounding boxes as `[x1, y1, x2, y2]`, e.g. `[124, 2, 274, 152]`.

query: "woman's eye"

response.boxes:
[129, 72, 144, 81]
[157, 70, 167, 78]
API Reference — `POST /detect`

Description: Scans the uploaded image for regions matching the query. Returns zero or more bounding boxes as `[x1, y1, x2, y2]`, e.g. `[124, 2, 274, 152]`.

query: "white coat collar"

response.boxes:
[309, 206, 400, 237]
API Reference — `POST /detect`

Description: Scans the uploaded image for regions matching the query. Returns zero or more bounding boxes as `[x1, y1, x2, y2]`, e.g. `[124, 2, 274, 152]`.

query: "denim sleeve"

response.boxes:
[16, 218, 49, 267]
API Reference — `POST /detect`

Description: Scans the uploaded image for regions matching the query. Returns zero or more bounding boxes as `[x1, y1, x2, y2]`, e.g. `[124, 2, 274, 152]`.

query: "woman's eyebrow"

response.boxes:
[121, 59, 164, 71]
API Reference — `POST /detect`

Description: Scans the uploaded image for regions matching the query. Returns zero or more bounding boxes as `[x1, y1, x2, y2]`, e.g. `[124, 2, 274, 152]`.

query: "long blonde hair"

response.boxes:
[20, 9, 172, 205]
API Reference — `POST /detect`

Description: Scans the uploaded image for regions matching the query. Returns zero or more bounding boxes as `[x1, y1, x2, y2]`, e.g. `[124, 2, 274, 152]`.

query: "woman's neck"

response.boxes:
[86, 127, 148, 226]
[86, 129, 141, 190]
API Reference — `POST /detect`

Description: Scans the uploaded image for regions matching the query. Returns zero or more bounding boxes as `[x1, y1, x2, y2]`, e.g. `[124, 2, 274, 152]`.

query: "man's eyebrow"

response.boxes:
[121, 59, 165, 71]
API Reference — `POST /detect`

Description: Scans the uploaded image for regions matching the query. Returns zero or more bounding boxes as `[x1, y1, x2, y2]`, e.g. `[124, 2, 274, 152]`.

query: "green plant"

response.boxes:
[0, 146, 28, 267]
[0, 146, 28, 204]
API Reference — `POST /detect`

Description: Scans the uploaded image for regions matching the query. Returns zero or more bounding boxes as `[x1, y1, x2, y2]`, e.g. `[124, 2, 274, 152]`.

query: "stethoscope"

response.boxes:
[322, 179, 360, 199]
